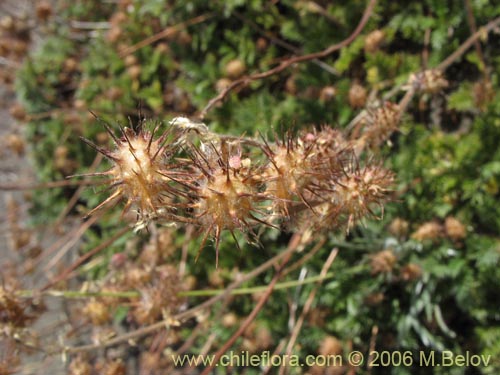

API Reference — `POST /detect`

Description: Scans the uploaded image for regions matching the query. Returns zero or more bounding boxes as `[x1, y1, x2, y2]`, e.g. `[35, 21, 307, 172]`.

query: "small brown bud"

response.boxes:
[400, 263, 422, 281]
[9, 103, 26, 121]
[96, 132, 109, 145]
[6, 134, 25, 156]
[36, 1, 53, 22]
[215, 78, 231, 93]
[285, 76, 297, 95]
[110, 11, 128, 26]
[388, 218, 409, 238]
[124, 54, 137, 67]
[0, 16, 15, 32]
[370, 249, 397, 275]
[364, 292, 385, 306]
[445, 217, 466, 241]
[106, 87, 123, 100]
[83, 300, 110, 325]
[224, 59, 246, 79]
[409, 70, 448, 94]
[222, 312, 238, 328]
[319, 336, 343, 357]
[411, 221, 443, 241]
[106, 27, 122, 43]
[364, 30, 385, 53]
[319, 85, 336, 102]
[68, 355, 93, 375]
[155, 42, 170, 55]
[349, 82, 367, 108]
[256, 37, 268, 51]
[63, 57, 79, 72]
[127, 65, 141, 80]
[74, 99, 86, 110]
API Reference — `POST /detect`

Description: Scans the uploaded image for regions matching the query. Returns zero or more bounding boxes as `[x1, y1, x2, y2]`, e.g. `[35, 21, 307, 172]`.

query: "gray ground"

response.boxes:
[1, 1, 69, 374]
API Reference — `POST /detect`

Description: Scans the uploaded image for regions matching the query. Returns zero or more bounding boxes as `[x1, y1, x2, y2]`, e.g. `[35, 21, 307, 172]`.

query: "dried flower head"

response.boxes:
[82, 299, 111, 326]
[262, 132, 316, 218]
[364, 29, 385, 53]
[444, 216, 466, 241]
[316, 157, 394, 231]
[388, 217, 409, 238]
[0, 286, 31, 328]
[411, 221, 443, 242]
[68, 355, 93, 375]
[361, 102, 400, 149]
[79, 116, 185, 223]
[190, 140, 270, 265]
[130, 265, 184, 325]
[370, 249, 397, 275]
[400, 263, 422, 281]
[348, 82, 367, 108]
[318, 335, 343, 357]
[409, 69, 449, 94]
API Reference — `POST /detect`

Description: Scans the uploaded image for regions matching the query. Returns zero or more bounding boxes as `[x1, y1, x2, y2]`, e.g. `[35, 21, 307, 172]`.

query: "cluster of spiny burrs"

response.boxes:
[78, 116, 394, 264]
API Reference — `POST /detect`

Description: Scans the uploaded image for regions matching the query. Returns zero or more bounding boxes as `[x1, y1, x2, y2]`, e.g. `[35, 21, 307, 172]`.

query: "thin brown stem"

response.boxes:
[464, 0, 486, 73]
[200, 248, 292, 375]
[118, 13, 215, 57]
[436, 16, 500, 72]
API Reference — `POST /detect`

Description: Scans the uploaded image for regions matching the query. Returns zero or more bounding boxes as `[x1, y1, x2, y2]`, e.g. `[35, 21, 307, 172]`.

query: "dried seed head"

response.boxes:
[364, 29, 385, 53]
[101, 359, 126, 375]
[364, 292, 385, 306]
[224, 59, 246, 79]
[81, 118, 184, 223]
[83, 300, 111, 326]
[361, 102, 400, 149]
[370, 249, 397, 275]
[36, 1, 53, 22]
[130, 265, 184, 325]
[388, 217, 409, 238]
[0, 286, 31, 327]
[5, 134, 26, 156]
[348, 82, 367, 108]
[411, 221, 443, 241]
[444, 216, 466, 241]
[318, 335, 343, 357]
[191, 140, 269, 264]
[315, 159, 394, 231]
[263, 134, 312, 216]
[68, 355, 93, 375]
[400, 263, 422, 281]
[409, 69, 448, 94]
